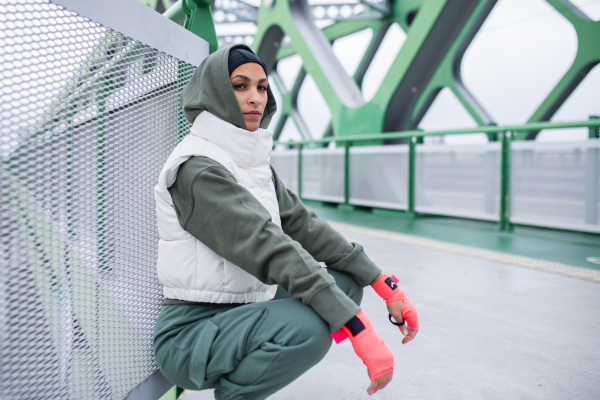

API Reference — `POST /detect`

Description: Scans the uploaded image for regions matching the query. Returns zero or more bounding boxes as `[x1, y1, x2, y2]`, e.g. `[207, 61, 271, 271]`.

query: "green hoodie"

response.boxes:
[180, 44, 277, 129]
[167, 44, 381, 331]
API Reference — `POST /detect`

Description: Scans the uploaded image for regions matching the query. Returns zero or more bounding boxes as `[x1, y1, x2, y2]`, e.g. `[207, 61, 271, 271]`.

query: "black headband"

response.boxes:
[228, 48, 268, 76]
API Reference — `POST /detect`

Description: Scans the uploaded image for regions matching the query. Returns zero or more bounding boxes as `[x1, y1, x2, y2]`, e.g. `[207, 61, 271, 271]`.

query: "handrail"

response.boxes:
[274, 119, 600, 146]
[272, 118, 600, 233]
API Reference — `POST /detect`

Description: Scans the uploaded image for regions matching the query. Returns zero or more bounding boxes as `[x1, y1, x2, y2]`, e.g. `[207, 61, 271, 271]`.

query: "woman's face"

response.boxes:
[230, 62, 269, 131]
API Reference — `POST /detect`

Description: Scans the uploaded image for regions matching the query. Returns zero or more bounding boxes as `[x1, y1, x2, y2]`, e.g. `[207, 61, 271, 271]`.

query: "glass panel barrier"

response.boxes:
[349, 145, 409, 210]
[511, 139, 600, 233]
[415, 143, 501, 221]
[301, 148, 345, 202]
[270, 149, 299, 194]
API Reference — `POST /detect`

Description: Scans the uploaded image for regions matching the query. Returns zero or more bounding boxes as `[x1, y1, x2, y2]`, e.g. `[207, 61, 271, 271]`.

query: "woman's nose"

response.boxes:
[249, 89, 261, 105]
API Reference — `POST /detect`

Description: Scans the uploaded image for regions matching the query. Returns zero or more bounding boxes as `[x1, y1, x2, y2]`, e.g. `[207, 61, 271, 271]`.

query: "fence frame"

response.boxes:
[274, 117, 600, 232]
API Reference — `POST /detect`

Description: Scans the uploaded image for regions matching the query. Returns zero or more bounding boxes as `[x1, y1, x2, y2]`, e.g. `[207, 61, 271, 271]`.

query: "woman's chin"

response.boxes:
[245, 121, 260, 131]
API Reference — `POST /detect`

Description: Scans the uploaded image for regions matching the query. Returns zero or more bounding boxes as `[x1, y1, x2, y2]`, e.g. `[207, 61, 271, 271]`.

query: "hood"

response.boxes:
[180, 44, 277, 130]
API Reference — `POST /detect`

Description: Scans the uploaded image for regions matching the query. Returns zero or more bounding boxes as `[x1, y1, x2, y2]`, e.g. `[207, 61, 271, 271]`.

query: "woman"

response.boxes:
[153, 44, 418, 400]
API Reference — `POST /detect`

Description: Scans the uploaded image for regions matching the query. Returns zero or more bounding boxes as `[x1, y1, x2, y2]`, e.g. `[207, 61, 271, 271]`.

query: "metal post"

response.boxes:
[589, 115, 600, 139]
[499, 131, 512, 231]
[163, 0, 186, 25]
[182, 0, 218, 53]
[344, 141, 351, 205]
[408, 135, 416, 216]
[586, 116, 599, 225]
[297, 144, 303, 198]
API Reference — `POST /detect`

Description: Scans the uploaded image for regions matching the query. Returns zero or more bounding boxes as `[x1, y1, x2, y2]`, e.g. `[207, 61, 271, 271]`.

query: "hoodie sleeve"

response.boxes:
[270, 167, 381, 287]
[169, 156, 359, 331]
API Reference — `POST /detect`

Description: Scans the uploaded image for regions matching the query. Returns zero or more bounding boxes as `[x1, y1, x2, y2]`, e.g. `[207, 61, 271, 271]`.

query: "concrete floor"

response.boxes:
[179, 225, 600, 400]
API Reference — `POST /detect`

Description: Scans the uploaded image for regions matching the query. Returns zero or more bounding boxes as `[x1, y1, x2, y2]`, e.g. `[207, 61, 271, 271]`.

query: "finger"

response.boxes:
[399, 322, 408, 336]
[402, 328, 419, 344]
[367, 372, 393, 395]
[367, 379, 377, 396]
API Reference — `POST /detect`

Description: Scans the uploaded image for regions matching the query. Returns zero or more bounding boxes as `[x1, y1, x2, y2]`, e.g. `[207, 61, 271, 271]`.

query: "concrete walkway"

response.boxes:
[179, 224, 600, 399]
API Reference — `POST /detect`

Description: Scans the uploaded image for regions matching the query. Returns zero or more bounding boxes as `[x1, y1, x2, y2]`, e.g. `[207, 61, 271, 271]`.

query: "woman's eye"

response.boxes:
[233, 83, 246, 89]
[259, 85, 268, 91]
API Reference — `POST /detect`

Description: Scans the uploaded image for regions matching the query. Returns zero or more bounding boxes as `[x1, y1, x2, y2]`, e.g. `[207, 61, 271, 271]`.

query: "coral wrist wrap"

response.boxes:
[372, 274, 419, 330]
[335, 310, 394, 379]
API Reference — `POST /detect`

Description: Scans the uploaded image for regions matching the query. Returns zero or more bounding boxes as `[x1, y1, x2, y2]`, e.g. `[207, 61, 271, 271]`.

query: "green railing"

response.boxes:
[274, 117, 600, 232]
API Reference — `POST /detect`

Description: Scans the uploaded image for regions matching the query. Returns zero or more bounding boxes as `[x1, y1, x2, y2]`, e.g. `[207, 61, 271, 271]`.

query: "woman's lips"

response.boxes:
[245, 112, 261, 119]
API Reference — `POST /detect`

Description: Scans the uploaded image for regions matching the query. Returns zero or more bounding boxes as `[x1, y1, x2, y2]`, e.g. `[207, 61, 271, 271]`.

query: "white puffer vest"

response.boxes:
[154, 112, 279, 303]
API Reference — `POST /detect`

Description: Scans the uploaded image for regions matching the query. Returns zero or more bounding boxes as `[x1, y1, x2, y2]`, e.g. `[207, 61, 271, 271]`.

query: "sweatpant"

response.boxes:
[153, 269, 363, 400]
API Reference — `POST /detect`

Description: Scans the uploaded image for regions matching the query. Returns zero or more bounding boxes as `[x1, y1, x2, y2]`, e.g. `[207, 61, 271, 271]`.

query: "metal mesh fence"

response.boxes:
[0, 0, 196, 398]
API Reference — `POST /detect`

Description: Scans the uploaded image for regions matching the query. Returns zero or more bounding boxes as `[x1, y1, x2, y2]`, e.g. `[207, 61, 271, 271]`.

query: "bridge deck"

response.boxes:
[177, 212, 600, 400]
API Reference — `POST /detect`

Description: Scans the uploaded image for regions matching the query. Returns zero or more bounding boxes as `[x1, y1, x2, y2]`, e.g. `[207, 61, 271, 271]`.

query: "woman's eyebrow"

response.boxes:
[231, 74, 250, 82]
[230, 75, 268, 84]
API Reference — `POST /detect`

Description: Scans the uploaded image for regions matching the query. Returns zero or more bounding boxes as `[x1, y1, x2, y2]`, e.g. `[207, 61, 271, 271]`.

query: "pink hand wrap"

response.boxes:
[333, 310, 394, 379]
[372, 274, 419, 330]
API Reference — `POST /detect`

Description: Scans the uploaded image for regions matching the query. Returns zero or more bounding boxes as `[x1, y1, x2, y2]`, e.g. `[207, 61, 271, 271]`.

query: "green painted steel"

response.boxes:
[297, 144, 303, 198]
[276, 119, 600, 232]
[182, 0, 218, 53]
[252, 0, 599, 141]
[410, 0, 497, 134]
[499, 131, 512, 232]
[153, 0, 600, 141]
[590, 116, 600, 139]
[253, 0, 450, 139]
[521, 1, 600, 139]
[159, 0, 218, 52]
[303, 202, 600, 270]
[151, 0, 600, 234]
[407, 136, 416, 216]
[274, 119, 600, 146]
[344, 141, 351, 205]
[157, 386, 177, 400]
[163, 0, 186, 25]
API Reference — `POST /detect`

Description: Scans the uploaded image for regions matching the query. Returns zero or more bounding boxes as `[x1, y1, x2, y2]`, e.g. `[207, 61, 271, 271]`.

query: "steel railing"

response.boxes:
[273, 117, 600, 232]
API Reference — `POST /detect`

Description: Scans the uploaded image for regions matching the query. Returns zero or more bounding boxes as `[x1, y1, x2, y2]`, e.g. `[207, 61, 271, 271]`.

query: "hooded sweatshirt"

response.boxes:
[156, 44, 381, 331]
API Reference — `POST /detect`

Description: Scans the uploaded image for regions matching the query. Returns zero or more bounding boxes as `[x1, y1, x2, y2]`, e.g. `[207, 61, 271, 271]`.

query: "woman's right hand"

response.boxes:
[368, 370, 393, 395]
[339, 311, 394, 395]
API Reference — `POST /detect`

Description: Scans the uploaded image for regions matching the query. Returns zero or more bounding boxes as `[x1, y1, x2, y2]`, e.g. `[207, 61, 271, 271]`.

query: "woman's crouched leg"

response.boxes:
[154, 299, 332, 400]
[209, 298, 332, 400]
[153, 271, 361, 399]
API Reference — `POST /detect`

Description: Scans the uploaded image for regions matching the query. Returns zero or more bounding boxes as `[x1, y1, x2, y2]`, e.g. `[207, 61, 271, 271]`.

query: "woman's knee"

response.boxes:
[326, 269, 363, 306]
[279, 301, 332, 361]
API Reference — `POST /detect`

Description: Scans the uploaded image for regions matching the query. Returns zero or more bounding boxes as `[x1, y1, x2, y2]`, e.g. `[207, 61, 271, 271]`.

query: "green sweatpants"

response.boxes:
[153, 269, 363, 400]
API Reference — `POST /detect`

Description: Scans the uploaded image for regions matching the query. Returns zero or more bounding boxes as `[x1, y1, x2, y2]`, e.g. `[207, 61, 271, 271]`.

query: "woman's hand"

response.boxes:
[371, 273, 419, 343]
[387, 300, 418, 344]
[368, 370, 393, 395]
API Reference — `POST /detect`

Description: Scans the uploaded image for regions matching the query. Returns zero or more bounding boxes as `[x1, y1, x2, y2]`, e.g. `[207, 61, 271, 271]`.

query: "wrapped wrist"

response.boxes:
[372, 274, 419, 330]
[339, 311, 394, 380]
[371, 274, 406, 305]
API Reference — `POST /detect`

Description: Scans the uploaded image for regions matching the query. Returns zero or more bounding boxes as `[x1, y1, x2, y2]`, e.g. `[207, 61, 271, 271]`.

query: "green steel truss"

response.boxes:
[146, 0, 599, 141]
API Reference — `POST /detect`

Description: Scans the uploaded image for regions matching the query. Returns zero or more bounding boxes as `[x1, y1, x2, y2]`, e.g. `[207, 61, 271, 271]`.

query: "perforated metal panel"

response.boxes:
[0, 0, 198, 398]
